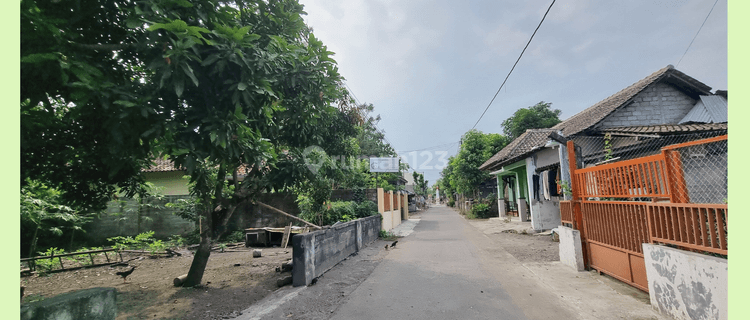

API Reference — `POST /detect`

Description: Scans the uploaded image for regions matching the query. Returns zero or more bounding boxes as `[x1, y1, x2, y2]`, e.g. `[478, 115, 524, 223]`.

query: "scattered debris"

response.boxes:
[253, 249, 262, 258]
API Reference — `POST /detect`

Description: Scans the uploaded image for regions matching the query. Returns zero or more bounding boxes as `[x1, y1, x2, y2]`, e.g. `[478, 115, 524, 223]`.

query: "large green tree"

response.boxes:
[501, 101, 562, 139]
[21, 0, 355, 286]
[439, 130, 508, 201]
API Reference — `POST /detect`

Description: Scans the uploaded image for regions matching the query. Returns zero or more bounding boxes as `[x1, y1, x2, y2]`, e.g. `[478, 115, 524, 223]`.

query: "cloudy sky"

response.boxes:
[298, 0, 728, 185]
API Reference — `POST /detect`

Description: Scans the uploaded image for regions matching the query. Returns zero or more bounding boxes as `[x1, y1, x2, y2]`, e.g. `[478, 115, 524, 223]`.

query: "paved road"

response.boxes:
[330, 205, 576, 320]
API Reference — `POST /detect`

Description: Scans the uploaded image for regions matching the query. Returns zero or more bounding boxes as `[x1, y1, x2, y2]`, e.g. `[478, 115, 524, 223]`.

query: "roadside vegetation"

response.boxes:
[437, 102, 562, 216]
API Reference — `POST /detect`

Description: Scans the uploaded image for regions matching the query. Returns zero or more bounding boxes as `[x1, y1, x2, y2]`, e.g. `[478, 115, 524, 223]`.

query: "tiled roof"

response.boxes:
[599, 123, 727, 135]
[479, 129, 555, 172]
[143, 158, 183, 172]
[143, 158, 252, 174]
[552, 65, 712, 137]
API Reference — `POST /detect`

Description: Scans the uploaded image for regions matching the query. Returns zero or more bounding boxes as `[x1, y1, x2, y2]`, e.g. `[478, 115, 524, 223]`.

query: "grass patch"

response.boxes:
[379, 230, 398, 241]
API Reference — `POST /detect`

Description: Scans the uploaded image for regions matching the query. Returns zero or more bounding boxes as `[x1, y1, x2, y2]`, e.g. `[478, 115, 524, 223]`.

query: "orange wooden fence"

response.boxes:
[582, 201, 650, 254]
[560, 201, 574, 226]
[567, 136, 728, 292]
[384, 192, 391, 211]
[574, 154, 670, 199]
[648, 203, 727, 255]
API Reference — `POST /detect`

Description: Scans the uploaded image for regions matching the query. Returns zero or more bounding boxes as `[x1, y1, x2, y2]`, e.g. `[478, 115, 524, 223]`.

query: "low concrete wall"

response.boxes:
[21, 287, 116, 320]
[292, 215, 381, 286]
[557, 226, 584, 271]
[380, 210, 401, 231]
[643, 244, 727, 320]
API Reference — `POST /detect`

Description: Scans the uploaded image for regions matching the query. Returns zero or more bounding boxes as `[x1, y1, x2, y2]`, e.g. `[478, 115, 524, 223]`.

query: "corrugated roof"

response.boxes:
[679, 95, 728, 124]
[479, 129, 554, 171]
[552, 65, 712, 136]
[600, 123, 727, 134]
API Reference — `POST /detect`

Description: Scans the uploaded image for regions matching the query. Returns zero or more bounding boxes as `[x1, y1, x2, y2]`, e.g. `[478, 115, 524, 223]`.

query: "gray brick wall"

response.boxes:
[595, 82, 697, 129]
[84, 195, 195, 245]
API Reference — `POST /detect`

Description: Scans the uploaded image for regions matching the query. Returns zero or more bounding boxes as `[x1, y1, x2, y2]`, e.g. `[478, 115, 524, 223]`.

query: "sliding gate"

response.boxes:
[563, 134, 728, 292]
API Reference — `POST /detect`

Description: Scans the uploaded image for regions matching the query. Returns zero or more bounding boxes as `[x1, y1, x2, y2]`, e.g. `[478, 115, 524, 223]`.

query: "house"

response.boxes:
[142, 158, 189, 196]
[480, 65, 727, 231]
[479, 129, 565, 230]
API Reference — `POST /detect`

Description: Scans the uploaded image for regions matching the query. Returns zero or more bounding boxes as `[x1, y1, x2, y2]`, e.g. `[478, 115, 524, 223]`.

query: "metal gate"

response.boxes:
[564, 135, 728, 292]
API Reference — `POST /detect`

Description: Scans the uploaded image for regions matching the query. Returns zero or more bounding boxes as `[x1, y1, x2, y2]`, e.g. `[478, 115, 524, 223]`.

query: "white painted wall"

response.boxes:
[643, 244, 727, 320]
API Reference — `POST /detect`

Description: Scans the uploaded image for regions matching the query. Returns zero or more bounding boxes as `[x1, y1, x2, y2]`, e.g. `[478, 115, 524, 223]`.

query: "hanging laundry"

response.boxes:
[541, 170, 550, 201]
[548, 168, 559, 197]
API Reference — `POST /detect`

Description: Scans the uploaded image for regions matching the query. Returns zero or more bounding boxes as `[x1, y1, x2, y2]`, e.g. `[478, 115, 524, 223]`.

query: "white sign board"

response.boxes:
[369, 157, 400, 172]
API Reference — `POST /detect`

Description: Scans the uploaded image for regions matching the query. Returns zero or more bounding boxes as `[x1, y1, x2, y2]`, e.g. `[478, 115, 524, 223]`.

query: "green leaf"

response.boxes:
[237, 82, 247, 91]
[180, 63, 199, 87]
[174, 77, 184, 97]
[21, 53, 59, 64]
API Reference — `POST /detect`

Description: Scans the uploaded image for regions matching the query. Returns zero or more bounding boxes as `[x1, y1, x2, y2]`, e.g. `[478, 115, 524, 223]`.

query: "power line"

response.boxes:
[471, 0, 556, 130]
[676, 0, 720, 68]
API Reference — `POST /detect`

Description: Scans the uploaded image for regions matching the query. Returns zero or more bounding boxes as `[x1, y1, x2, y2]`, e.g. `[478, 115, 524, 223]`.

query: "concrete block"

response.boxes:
[21, 287, 117, 320]
[643, 244, 727, 320]
[557, 226, 584, 272]
[253, 249, 262, 257]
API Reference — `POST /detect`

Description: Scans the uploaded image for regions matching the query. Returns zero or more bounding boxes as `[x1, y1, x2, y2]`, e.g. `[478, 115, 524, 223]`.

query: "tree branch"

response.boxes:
[68, 42, 137, 51]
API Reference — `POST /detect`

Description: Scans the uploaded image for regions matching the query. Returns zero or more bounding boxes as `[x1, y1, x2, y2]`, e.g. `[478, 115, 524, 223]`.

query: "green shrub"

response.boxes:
[108, 231, 159, 251]
[327, 201, 356, 224]
[448, 200, 455, 207]
[354, 201, 379, 218]
[224, 230, 245, 243]
[168, 235, 186, 247]
[35, 247, 64, 273]
[471, 203, 491, 219]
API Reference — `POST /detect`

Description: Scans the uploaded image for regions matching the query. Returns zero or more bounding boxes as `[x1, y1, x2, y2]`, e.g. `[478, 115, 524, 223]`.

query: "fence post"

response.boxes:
[567, 140, 589, 268]
[662, 149, 690, 203]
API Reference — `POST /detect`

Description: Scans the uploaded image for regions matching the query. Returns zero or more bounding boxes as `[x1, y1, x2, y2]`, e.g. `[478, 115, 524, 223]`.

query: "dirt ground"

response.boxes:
[465, 217, 560, 263]
[21, 246, 293, 320]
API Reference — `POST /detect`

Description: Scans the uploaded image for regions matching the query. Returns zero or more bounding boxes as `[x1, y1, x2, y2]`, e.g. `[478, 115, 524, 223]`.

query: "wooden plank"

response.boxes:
[715, 208, 727, 251]
[281, 223, 292, 249]
[661, 134, 727, 151]
[256, 201, 321, 229]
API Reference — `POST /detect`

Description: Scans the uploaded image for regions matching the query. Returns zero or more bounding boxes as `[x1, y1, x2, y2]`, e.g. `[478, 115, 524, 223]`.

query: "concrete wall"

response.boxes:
[595, 82, 697, 129]
[643, 244, 727, 320]
[330, 188, 378, 204]
[142, 171, 190, 196]
[292, 215, 381, 286]
[85, 195, 195, 245]
[530, 199, 561, 231]
[525, 155, 561, 231]
[89, 192, 304, 245]
[21, 287, 116, 320]
[557, 226, 584, 271]
[535, 146, 561, 169]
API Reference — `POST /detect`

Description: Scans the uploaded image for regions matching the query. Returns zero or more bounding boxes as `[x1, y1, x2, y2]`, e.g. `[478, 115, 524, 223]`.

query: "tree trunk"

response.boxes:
[28, 226, 39, 258]
[181, 230, 211, 287]
[68, 229, 75, 252]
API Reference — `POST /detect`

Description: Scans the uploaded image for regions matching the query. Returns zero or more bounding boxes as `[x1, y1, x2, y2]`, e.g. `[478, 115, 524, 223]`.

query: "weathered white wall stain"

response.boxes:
[643, 244, 727, 320]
